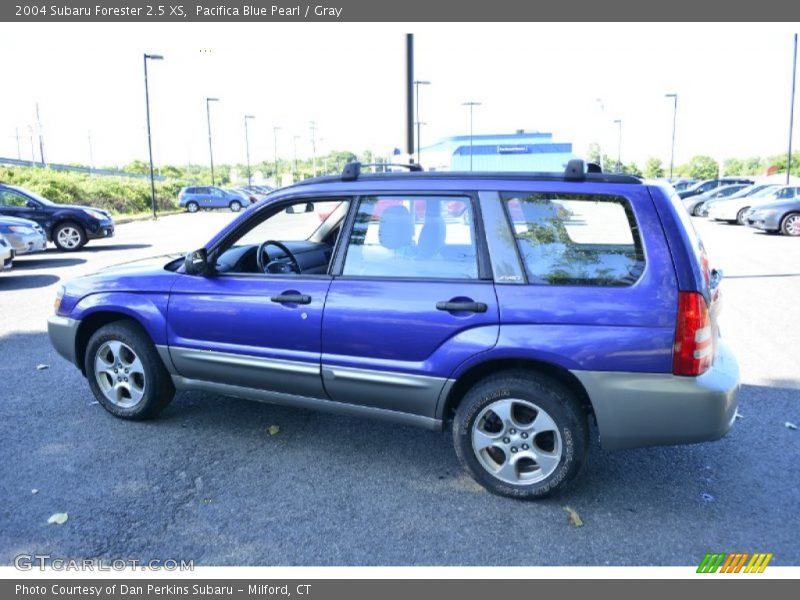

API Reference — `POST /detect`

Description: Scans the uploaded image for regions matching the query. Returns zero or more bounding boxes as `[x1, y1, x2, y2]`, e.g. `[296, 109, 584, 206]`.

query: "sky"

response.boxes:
[0, 22, 798, 170]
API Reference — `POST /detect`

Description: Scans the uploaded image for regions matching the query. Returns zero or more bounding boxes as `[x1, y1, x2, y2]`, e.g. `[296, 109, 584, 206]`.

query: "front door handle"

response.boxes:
[271, 293, 311, 305]
[436, 300, 488, 313]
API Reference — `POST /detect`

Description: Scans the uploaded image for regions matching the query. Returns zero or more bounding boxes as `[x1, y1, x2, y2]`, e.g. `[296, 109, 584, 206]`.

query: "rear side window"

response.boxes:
[502, 192, 645, 286]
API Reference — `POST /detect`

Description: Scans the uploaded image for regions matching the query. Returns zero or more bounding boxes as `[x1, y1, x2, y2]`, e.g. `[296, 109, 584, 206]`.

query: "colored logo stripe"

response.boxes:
[697, 553, 772, 573]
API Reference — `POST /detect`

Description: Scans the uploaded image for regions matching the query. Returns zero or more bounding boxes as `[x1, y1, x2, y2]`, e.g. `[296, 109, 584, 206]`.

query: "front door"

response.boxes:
[321, 194, 499, 418]
[167, 197, 349, 399]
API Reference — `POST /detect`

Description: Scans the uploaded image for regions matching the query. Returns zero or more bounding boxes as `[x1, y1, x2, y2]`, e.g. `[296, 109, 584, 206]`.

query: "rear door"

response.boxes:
[321, 194, 499, 419]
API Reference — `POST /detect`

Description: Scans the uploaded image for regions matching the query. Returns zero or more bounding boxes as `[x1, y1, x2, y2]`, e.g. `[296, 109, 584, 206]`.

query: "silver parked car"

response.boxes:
[0, 216, 47, 255]
[682, 184, 749, 216]
[0, 234, 14, 270]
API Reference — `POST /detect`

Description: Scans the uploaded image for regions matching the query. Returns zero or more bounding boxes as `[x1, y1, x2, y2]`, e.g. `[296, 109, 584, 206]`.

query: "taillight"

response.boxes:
[673, 291, 713, 376]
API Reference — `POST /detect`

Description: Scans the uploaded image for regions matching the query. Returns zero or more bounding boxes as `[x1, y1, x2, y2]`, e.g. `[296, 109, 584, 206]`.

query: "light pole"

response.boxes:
[787, 34, 798, 185]
[462, 101, 481, 171]
[143, 53, 163, 219]
[293, 135, 300, 181]
[244, 115, 255, 188]
[88, 131, 94, 175]
[273, 126, 281, 187]
[309, 120, 317, 176]
[665, 93, 678, 181]
[595, 98, 605, 171]
[414, 80, 430, 164]
[613, 119, 623, 173]
[206, 97, 219, 185]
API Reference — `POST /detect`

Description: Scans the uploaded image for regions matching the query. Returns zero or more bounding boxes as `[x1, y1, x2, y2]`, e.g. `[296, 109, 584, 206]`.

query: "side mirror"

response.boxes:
[285, 202, 314, 214]
[184, 248, 211, 276]
[26, 200, 38, 209]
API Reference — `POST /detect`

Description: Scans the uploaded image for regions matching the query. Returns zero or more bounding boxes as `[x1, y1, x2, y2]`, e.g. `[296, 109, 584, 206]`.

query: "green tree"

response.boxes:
[643, 157, 665, 179]
[685, 155, 719, 180]
[722, 158, 745, 176]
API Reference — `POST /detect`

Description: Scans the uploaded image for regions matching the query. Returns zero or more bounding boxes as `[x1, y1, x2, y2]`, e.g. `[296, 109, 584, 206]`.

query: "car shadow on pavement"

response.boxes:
[76, 243, 153, 253]
[0, 273, 59, 290]
[11, 257, 86, 270]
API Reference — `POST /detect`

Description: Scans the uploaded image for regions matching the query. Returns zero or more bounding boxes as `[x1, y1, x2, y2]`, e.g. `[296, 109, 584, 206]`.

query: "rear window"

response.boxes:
[502, 192, 645, 286]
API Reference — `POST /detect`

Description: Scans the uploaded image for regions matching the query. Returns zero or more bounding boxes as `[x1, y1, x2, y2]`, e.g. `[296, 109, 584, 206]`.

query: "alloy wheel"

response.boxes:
[94, 341, 147, 408]
[57, 227, 82, 249]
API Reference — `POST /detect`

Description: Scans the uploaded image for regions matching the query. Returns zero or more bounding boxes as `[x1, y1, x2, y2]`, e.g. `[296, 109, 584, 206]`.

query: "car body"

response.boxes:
[678, 177, 754, 200]
[0, 216, 47, 255]
[0, 184, 114, 251]
[697, 183, 779, 217]
[707, 185, 798, 224]
[0, 234, 14, 270]
[682, 184, 749, 216]
[178, 186, 247, 212]
[48, 160, 739, 499]
[670, 179, 697, 193]
[744, 197, 800, 236]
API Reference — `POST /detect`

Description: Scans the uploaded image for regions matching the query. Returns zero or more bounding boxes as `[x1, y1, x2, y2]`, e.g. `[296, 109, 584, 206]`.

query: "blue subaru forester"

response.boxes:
[48, 160, 739, 499]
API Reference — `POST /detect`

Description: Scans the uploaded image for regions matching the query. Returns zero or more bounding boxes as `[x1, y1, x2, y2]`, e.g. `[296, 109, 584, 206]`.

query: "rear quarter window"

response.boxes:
[502, 192, 645, 287]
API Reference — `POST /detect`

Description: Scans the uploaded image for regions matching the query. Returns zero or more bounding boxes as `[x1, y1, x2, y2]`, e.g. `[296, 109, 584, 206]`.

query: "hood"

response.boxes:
[0, 215, 42, 228]
[55, 204, 113, 218]
[64, 254, 184, 298]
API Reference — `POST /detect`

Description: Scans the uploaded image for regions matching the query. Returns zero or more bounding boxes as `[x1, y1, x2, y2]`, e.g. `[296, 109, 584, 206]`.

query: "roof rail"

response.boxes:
[341, 161, 423, 181]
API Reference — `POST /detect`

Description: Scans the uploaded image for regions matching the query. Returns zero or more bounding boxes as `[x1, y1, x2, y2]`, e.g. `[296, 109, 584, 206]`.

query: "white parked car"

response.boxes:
[707, 186, 795, 224]
[0, 234, 14, 270]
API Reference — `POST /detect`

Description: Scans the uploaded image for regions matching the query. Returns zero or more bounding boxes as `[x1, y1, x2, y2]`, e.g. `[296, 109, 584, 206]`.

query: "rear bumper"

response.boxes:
[573, 339, 740, 450]
[47, 315, 80, 367]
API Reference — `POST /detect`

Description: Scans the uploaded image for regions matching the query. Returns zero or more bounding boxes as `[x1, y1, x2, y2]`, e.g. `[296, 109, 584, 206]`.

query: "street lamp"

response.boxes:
[595, 98, 605, 171]
[206, 97, 220, 185]
[244, 115, 255, 188]
[787, 33, 798, 185]
[665, 93, 678, 181]
[462, 101, 482, 171]
[273, 126, 282, 187]
[414, 80, 430, 164]
[143, 53, 164, 219]
[293, 135, 300, 180]
[613, 119, 623, 173]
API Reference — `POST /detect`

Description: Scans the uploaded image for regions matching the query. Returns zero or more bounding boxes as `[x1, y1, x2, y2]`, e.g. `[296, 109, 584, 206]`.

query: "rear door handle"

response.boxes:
[436, 301, 488, 313]
[271, 294, 311, 304]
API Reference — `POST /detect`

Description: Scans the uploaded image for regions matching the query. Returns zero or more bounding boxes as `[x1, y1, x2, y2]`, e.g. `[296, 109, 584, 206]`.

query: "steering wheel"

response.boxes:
[256, 240, 302, 274]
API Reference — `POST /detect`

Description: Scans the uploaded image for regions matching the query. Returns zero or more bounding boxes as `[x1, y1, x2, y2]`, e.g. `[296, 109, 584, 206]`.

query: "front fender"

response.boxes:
[71, 292, 170, 346]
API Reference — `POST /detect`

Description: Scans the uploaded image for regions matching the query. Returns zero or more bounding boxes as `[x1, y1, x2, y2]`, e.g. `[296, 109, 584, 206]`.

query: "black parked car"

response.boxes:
[678, 178, 754, 200]
[0, 184, 114, 251]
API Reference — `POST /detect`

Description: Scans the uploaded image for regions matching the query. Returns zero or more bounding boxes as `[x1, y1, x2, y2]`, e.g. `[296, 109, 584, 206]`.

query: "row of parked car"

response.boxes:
[676, 177, 800, 236]
[178, 185, 273, 213]
[0, 183, 117, 271]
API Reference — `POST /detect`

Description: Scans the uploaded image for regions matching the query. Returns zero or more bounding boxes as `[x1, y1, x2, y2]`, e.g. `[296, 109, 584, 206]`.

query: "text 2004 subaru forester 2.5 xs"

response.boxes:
[48, 160, 740, 499]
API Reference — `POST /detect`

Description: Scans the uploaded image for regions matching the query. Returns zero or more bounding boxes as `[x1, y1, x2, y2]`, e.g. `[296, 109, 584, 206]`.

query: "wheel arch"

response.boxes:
[439, 357, 594, 426]
[75, 311, 151, 376]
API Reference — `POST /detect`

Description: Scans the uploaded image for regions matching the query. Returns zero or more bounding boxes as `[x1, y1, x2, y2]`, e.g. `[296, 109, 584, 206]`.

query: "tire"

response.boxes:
[53, 221, 87, 251]
[186, 201, 199, 213]
[84, 320, 175, 420]
[781, 212, 800, 236]
[692, 204, 704, 217]
[736, 207, 750, 225]
[452, 370, 589, 499]
[229, 200, 242, 212]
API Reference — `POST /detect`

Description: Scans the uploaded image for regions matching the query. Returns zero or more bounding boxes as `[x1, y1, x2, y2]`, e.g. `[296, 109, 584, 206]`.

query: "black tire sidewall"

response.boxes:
[84, 321, 174, 420]
[53, 221, 86, 251]
[453, 372, 588, 499]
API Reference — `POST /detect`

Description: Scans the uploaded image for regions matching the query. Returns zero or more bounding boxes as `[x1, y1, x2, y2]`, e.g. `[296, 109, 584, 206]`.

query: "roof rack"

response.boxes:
[341, 161, 423, 181]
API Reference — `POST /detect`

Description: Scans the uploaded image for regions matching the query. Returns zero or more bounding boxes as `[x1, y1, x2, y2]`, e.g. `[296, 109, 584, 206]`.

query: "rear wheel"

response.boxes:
[186, 201, 199, 213]
[781, 212, 800, 236]
[53, 221, 87, 251]
[452, 370, 588, 499]
[229, 200, 242, 212]
[736, 207, 750, 225]
[85, 321, 175, 420]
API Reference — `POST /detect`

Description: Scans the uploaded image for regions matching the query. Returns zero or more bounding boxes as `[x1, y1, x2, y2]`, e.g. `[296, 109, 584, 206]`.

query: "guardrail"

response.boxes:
[0, 156, 166, 181]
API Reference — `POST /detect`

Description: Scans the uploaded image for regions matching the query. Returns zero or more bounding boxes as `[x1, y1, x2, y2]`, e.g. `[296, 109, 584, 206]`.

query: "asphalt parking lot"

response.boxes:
[0, 211, 798, 566]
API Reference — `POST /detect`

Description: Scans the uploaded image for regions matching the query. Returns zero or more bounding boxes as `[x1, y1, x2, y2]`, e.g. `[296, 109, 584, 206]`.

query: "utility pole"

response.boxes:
[665, 93, 678, 181]
[143, 53, 164, 219]
[244, 115, 255, 188]
[406, 34, 415, 162]
[88, 131, 95, 174]
[206, 97, 220, 185]
[15, 127, 21, 160]
[414, 80, 430, 165]
[272, 126, 281, 187]
[310, 120, 317, 176]
[595, 98, 605, 172]
[35, 102, 45, 166]
[788, 33, 798, 185]
[613, 119, 623, 173]
[462, 101, 482, 171]
[293, 135, 300, 181]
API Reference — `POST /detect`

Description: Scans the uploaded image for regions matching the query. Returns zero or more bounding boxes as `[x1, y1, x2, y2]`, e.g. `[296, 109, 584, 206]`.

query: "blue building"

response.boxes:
[419, 130, 576, 172]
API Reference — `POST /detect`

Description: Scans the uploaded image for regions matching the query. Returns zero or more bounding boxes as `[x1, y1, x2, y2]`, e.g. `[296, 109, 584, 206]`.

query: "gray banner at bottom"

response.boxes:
[1, 580, 788, 600]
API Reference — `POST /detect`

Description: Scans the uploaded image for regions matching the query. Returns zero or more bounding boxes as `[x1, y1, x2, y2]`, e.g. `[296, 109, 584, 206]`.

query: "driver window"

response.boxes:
[215, 199, 349, 276]
[0, 191, 29, 207]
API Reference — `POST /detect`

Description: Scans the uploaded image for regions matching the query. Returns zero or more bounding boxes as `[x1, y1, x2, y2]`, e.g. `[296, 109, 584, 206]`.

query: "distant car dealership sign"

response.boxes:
[497, 145, 530, 154]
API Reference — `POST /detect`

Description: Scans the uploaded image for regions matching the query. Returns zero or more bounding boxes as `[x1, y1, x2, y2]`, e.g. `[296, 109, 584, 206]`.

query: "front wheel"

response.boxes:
[85, 320, 175, 420]
[452, 370, 588, 499]
[781, 212, 800, 236]
[53, 222, 87, 251]
[229, 200, 242, 212]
